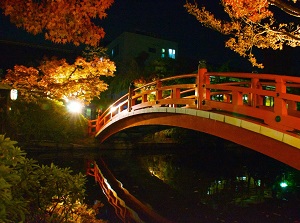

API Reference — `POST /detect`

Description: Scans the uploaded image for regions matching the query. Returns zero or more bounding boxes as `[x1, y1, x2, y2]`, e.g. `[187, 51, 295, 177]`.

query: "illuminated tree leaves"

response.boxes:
[2, 57, 116, 104]
[0, 0, 114, 46]
[185, 0, 300, 68]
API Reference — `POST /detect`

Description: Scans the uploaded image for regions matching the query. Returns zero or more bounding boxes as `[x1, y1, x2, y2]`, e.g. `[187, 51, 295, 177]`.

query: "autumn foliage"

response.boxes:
[0, 0, 114, 46]
[2, 57, 116, 103]
[185, 0, 300, 68]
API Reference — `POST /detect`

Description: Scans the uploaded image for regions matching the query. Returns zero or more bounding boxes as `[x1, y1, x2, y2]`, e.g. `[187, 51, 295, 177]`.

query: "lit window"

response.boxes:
[161, 48, 165, 58]
[111, 44, 119, 58]
[168, 49, 176, 59]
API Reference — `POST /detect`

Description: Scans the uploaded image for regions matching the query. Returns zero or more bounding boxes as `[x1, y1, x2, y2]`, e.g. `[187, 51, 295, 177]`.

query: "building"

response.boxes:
[106, 31, 178, 64]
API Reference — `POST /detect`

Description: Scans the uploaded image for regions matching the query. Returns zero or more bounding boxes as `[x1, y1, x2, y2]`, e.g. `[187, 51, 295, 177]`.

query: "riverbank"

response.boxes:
[18, 137, 183, 151]
[18, 137, 100, 150]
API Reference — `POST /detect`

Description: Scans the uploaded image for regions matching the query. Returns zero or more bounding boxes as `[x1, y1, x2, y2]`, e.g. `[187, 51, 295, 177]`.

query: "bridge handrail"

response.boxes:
[202, 71, 300, 131]
[208, 72, 300, 82]
[95, 74, 196, 120]
[88, 73, 198, 135]
[88, 68, 300, 136]
[86, 161, 145, 222]
[86, 160, 173, 223]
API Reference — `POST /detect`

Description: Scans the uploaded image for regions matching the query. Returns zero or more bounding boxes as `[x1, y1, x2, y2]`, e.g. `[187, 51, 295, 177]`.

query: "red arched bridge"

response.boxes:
[88, 64, 300, 170]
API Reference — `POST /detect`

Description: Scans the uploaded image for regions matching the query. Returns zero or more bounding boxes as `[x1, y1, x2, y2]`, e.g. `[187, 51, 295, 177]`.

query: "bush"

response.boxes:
[6, 99, 88, 143]
[0, 135, 106, 223]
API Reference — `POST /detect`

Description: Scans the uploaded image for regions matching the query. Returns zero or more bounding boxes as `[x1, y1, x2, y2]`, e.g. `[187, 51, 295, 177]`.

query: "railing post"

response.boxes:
[171, 88, 180, 108]
[232, 91, 243, 106]
[156, 80, 162, 101]
[142, 94, 148, 103]
[274, 77, 287, 119]
[96, 116, 101, 132]
[197, 60, 208, 109]
[128, 82, 135, 112]
[87, 120, 92, 136]
[251, 77, 259, 107]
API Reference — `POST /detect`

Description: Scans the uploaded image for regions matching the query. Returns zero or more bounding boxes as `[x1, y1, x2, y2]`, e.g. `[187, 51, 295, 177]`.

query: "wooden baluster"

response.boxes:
[128, 82, 135, 112]
[142, 93, 148, 103]
[197, 60, 208, 109]
[250, 77, 259, 107]
[172, 88, 180, 107]
[287, 100, 297, 111]
[156, 80, 162, 106]
[232, 91, 243, 106]
[274, 77, 287, 117]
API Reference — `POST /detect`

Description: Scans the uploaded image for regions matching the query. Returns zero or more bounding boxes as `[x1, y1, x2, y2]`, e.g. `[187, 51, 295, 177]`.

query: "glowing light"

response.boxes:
[10, 89, 18, 100]
[110, 106, 117, 113]
[236, 176, 247, 181]
[280, 181, 288, 188]
[67, 101, 83, 113]
[257, 180, 261, 186]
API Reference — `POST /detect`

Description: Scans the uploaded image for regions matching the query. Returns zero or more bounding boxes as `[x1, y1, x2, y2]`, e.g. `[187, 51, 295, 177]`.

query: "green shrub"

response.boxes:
[0, 135, 105, 223]
[6, 99, 88, 143]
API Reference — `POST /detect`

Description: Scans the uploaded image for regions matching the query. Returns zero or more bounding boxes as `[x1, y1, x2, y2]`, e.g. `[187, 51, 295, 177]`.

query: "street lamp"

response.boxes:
[67, 100, 83, 113]
[10, 89, 18, 101]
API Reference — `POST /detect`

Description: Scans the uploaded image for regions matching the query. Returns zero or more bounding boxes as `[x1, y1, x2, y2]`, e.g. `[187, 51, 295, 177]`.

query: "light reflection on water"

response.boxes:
[142, 153, 272, 208]
[98, 144, 300, 222]
[26, 143, 300, 223]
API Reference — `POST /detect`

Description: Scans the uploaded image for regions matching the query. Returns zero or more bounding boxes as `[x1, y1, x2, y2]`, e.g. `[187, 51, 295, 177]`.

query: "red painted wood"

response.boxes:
[88, 70, 300, 170]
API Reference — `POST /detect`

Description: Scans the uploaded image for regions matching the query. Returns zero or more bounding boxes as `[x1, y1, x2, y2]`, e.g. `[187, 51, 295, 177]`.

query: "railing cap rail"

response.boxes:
[207, 72, 300, 83]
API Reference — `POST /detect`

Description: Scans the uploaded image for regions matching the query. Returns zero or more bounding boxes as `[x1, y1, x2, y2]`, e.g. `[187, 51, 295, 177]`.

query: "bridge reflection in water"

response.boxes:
[85, 146, 300, 223]
[87, 159, 173, 223]
[89, 63, 300, 170]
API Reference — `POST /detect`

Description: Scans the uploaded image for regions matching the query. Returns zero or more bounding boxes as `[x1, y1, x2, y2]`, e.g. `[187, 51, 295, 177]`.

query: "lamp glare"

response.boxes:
[280, 182, 288, 188]
[67, 101, 83, 113]
[10, 89, 18, 100]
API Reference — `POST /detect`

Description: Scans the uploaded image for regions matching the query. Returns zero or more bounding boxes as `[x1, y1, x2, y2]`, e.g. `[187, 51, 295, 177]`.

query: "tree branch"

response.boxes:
[272, 28, 300, 40]
[67, 67, 78, 80]
[268, 0, 300, 17]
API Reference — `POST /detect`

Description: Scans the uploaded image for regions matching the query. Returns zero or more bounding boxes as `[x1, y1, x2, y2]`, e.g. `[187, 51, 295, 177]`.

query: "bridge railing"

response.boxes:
[129, 73, 198, 110]
[86, 161, 145, 222]
[86, 160, 173, 223]
[88, 66, 300, 136]
[202, 72, 300, 132]
[88, 74, 198, 135]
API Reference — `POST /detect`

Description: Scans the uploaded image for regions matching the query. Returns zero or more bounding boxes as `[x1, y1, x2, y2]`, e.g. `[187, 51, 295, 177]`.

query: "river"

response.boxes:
[25, 138, 300, 223]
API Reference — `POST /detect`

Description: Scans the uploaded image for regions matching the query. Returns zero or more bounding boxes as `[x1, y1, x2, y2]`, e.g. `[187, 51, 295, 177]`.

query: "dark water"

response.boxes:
[25, 141, 300, 223]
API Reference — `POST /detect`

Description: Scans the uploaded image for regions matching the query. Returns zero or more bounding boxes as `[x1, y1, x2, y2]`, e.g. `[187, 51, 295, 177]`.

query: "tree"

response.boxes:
[0, 0, 114, 46]
[0, 135, 106, 222]
[184, 0, 300, 68]
[1, 56, 116, 104]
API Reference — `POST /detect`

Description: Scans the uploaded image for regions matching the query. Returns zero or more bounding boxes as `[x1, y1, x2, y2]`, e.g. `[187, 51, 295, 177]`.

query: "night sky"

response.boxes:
[0, 0, 299, 75]
[100, 0, 254, 71]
